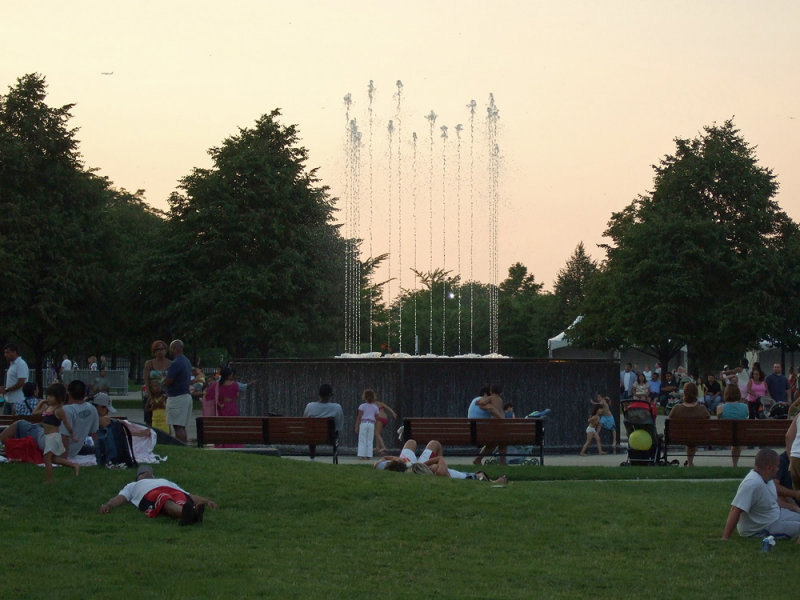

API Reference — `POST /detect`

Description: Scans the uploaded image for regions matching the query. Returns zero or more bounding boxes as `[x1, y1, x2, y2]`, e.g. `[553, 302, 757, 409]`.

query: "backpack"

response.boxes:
[95, 420, 137, 468]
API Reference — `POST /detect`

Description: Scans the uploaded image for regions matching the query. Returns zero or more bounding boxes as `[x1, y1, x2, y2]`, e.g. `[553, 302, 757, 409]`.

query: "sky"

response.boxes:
[3, 0, 799, 296]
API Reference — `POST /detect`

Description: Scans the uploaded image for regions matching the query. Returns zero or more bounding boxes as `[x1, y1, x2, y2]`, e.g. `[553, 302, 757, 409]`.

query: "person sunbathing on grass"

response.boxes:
[99, 465, 217, 526]
[374, 439, 509, 484]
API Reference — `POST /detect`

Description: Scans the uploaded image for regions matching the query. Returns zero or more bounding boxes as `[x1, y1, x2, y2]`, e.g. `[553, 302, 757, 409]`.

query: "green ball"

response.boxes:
[628, 429, 652, 451]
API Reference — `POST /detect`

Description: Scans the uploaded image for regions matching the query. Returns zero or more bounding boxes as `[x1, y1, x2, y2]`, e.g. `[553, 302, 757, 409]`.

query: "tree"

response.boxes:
[99, 188, 168, 371]
[149, 110, 347, 357]
[0, 74, 110, 384]
[553, 242, 597, 331]
[498, 263, 557, 357]
[573, 120, 787, 372]
[764, 219, 800, 358]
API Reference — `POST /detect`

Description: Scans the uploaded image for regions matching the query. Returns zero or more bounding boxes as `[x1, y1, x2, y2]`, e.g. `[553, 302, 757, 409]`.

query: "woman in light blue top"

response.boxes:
[717, 384, 748, 467]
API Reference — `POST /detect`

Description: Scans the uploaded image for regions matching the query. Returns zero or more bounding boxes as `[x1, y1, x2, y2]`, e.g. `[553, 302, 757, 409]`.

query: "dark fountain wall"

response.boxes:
[232, 358, 619, 451]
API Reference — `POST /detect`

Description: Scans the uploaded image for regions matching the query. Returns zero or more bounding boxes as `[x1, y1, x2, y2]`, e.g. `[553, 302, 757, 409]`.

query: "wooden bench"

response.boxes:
[664, 418, 790, 462]
[0, 414, 42, 432]
[0, 414, 43, 426]
[402, 418, 545, 465]
[195, 416, 338, 463]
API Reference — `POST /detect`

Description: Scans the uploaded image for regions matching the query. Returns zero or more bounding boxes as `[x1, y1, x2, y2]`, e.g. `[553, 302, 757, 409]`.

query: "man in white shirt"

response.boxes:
[2, 343, 29, 416]
[60, 354, 72, 376]
[100, 465, 217, 525]
[723, 449, 800, 541]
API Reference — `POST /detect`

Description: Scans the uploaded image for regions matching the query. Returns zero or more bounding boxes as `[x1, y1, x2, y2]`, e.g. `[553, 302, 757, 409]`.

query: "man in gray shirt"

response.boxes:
[60, 380, 99, 458]
[303, 383, 344, 459]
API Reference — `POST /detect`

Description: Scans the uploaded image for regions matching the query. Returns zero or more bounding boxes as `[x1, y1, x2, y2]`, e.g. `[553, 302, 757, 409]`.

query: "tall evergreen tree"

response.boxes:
[0, 74, 110, 383]
[149, 110, 347, 357]
[553, 242, 597, 330]
[573, 120, 788, 372]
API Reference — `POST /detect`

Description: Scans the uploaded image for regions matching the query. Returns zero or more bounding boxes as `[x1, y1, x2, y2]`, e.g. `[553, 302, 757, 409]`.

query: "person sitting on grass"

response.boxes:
[722, 449, 800, 542]
[14, 381, 39, 416]
[93, 393, 151, 437]
[34, 382, 80, 483]
[375, 439, 509, 483]
[100, 465, 217, 526]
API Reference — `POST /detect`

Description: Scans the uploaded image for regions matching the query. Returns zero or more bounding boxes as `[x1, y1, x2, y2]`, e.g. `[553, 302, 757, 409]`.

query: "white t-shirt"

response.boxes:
[791, 418, 800, 459]
[119, 478, 188, 507]
[621, 370, 636, 393]
[731, 469, 780, 537]
[5, 356, 29, 404]
[303, 401, 344, 432]
[736, 369, 750, 399]
[61, 358, 72, 372]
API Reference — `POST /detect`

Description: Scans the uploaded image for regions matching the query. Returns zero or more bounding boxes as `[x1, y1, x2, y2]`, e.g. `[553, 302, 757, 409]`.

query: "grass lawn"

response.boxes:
[1, 448, 793, 599]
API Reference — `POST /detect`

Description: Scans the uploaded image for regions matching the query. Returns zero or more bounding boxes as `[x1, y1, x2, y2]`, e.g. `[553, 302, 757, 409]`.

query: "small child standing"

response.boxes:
[355, 389, 381, 460]
[580, 411, 607, 456]
[145, 380, 168, 433]
[35, 382, 80, 482]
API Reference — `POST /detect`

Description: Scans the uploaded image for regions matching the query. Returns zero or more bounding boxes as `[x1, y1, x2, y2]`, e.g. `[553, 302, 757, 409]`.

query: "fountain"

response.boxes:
[340, 81, 503, 359]
[231, 82, 620, 452]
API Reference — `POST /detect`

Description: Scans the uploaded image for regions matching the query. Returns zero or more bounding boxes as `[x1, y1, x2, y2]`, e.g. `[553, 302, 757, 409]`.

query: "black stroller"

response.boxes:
[620, 399, 664, 466]
[759, 395, 789, 419]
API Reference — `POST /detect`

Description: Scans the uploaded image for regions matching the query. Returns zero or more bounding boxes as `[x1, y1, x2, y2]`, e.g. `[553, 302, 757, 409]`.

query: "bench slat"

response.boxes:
[664, 418, 791, 462]
[404, 418, 474, 445]
[475, 420, 540, 445]
[403, 417, 545, 465]
[265, 418, 335, 445]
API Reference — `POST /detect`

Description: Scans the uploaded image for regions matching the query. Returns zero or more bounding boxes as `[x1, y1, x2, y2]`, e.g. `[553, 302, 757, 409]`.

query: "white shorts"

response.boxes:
[166, 394, 193, 427]
[399, 447, 434, 464]
[447, 468, 469, 479]
[44, 431, 65, 456]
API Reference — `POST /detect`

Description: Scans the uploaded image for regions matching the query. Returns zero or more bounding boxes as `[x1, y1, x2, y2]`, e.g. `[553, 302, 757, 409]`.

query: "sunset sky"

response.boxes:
[3, 0, 799, 297]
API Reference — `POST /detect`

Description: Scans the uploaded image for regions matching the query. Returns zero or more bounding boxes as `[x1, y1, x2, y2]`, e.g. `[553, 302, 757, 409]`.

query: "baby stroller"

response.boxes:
[482, 409, 551, 466]
[759, 396, 789, 419]
[620, 399, 663, 466]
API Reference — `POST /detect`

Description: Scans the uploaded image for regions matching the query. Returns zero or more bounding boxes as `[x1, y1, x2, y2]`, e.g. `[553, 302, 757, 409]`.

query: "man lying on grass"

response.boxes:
[100, 465, 217, 526]
[375, 439, 509, 484]
[723, 449, 800, 542]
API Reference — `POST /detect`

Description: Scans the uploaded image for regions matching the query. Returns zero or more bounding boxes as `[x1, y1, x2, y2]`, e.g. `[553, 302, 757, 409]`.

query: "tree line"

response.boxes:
[2, 74, 795, 382]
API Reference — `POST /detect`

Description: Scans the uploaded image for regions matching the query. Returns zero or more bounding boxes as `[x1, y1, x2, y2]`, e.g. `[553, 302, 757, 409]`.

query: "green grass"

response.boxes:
[1, 448, 792, 599]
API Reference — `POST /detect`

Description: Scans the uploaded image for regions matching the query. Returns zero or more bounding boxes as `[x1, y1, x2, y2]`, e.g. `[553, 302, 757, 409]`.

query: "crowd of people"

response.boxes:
[1, 340, 217, 525]
[12, 339, 800, 536]
[616, 358, 800, 545]
[619, 359, 797, 416]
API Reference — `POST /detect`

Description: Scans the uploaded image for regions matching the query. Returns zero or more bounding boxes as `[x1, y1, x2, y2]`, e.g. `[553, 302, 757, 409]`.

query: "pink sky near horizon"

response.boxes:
[2, 0, 798, 295]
